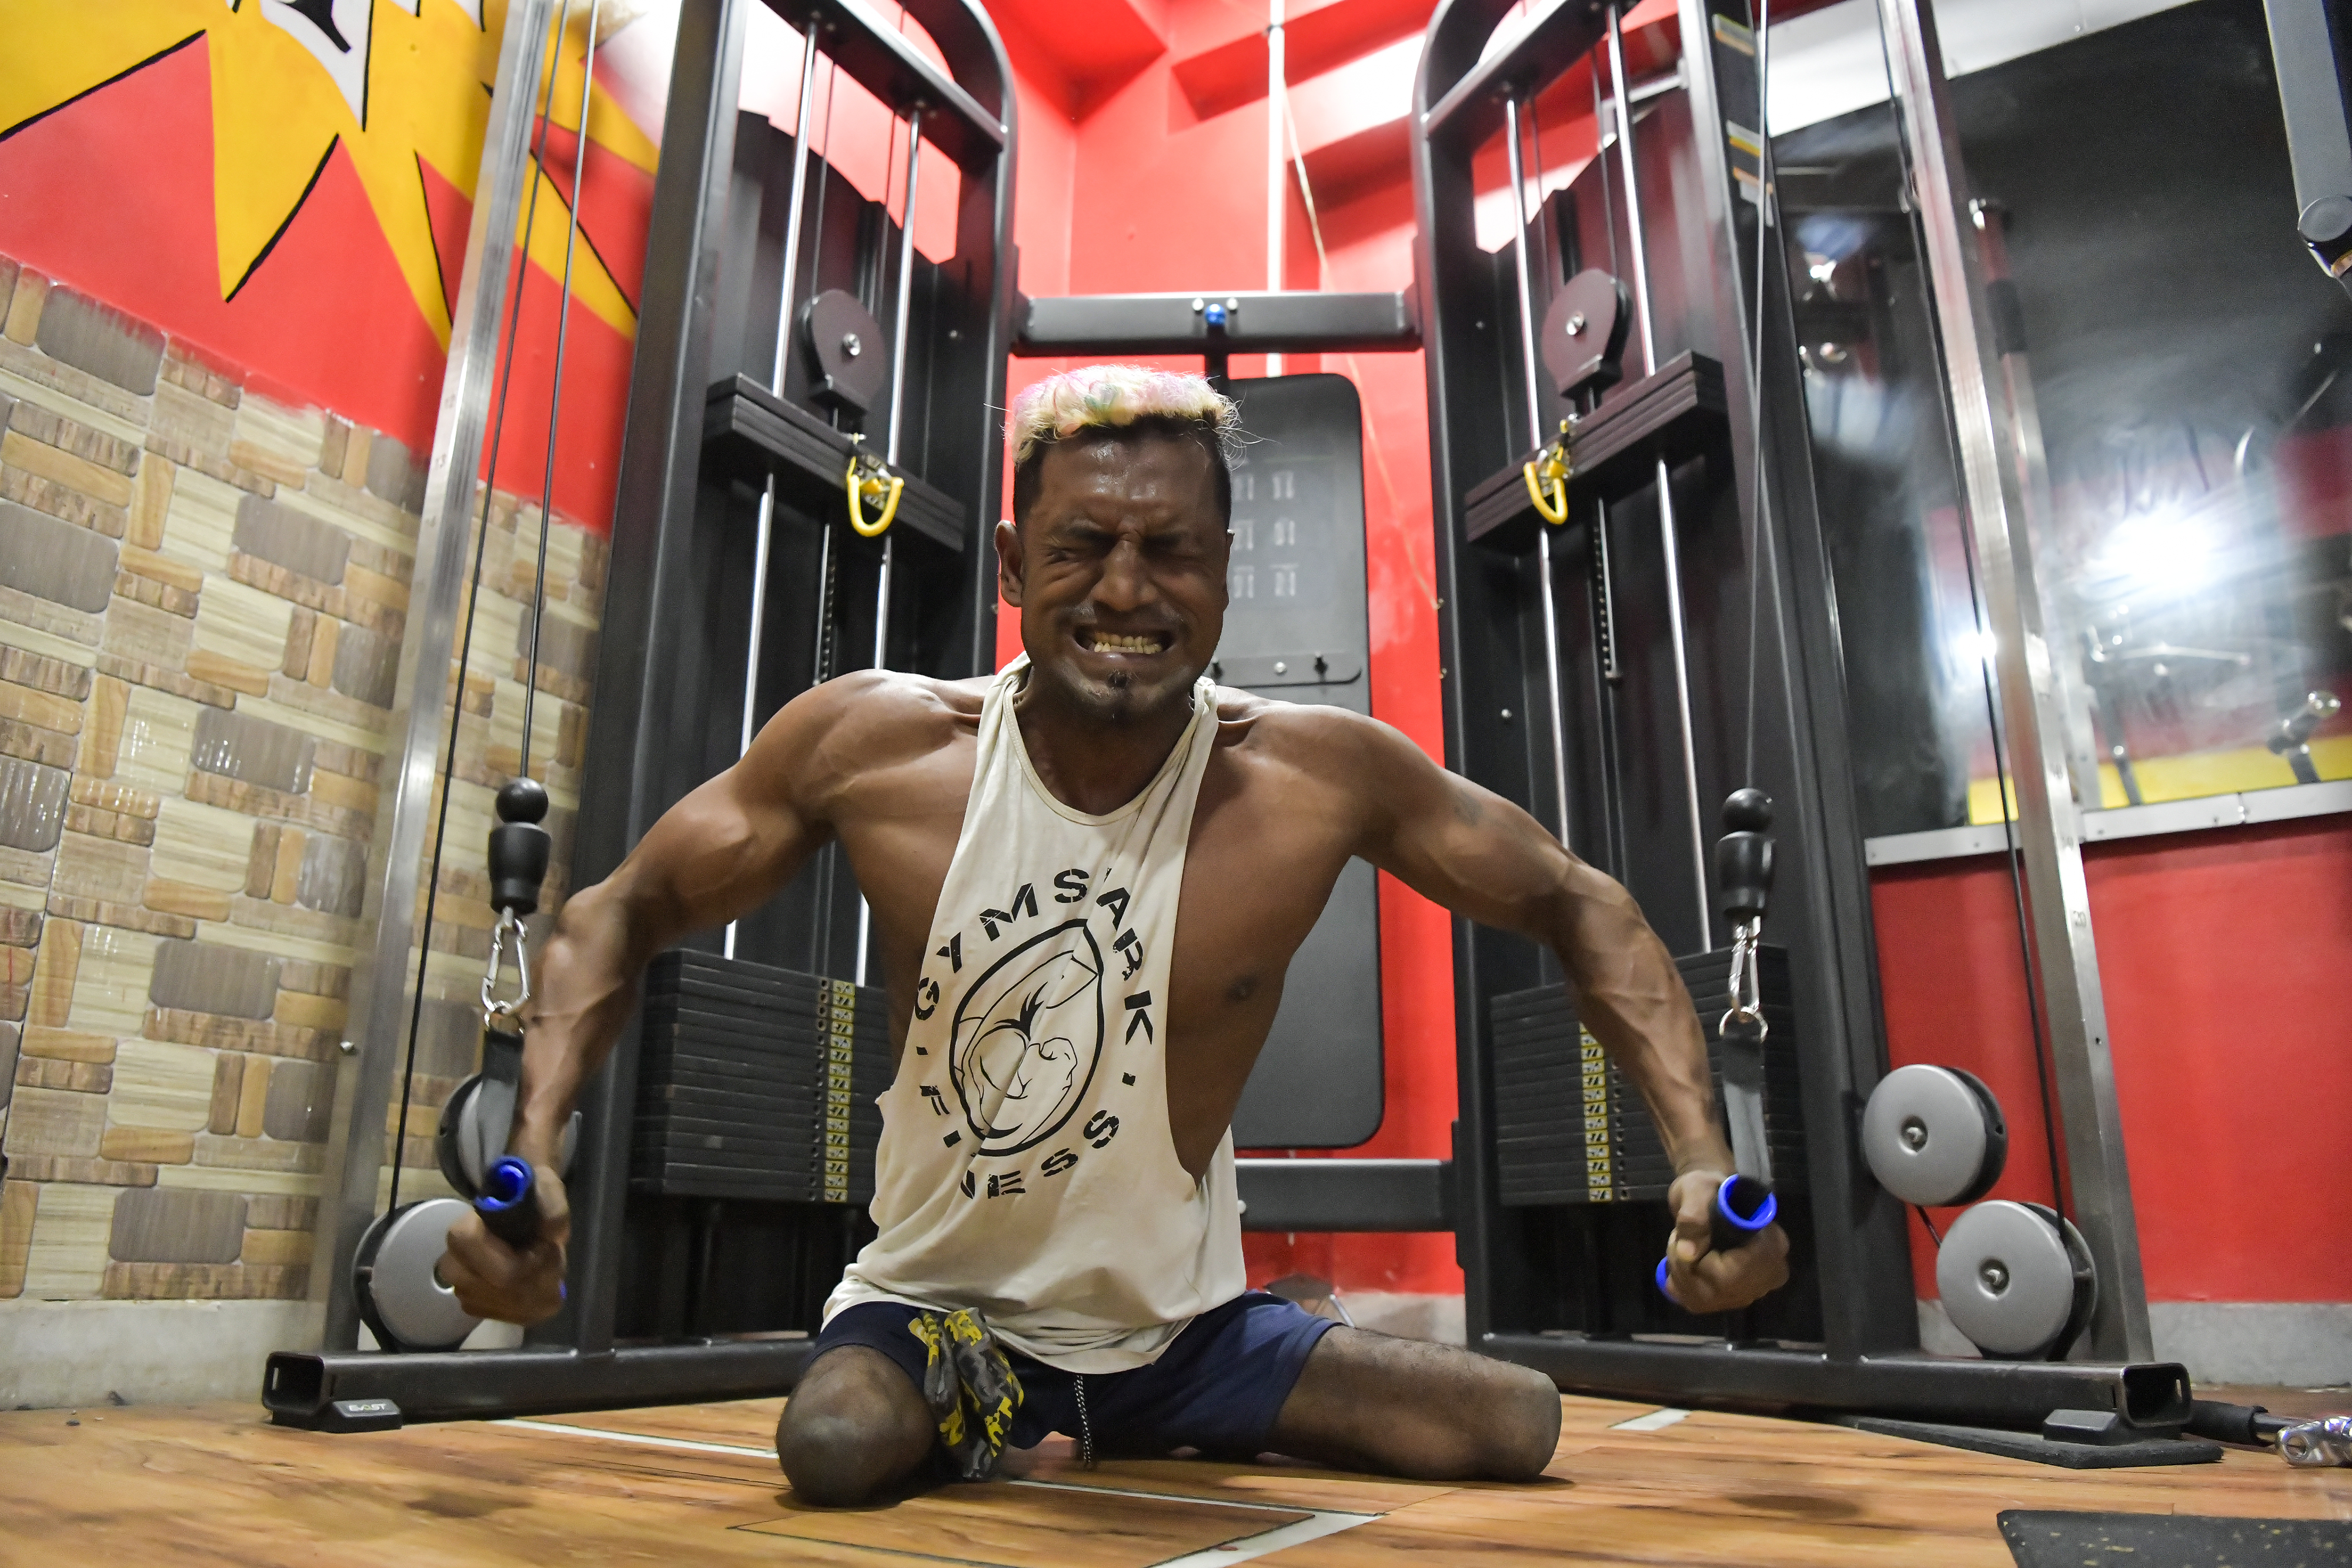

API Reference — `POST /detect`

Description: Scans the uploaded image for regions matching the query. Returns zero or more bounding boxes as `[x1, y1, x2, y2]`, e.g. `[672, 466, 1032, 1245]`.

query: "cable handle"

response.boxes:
[475, 1154, 544, 1249]
[1654, 1174, 1779, 1302]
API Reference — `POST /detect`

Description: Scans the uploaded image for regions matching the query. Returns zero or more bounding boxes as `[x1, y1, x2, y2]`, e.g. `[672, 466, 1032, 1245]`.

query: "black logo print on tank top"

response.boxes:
[950, 919, 1104, 1156]
[911, 870, 1145, 1188]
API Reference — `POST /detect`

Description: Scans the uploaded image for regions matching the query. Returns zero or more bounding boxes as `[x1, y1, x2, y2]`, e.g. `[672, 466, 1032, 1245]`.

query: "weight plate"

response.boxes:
[1935, 1199, 2084, 1358]
[353, 1198, 480, 1353]
[1863, 1064, 2006, 1206]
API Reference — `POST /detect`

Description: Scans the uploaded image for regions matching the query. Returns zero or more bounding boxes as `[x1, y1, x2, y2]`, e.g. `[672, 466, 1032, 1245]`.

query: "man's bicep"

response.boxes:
[607, 694, 835, 941]
[1354, 723, 1569, 937]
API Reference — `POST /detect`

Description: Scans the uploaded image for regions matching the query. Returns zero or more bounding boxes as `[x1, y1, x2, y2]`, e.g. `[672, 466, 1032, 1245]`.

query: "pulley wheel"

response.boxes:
[352, 1198, 481, 1353]
[802, 288, 888, 414]
[1540, 268, 1632, 401]
[1862, 1064, 2007, 1207]
[435, 1073, 579, 1200]
[436, 1074, 509, 1198]
[1935, 1199, 2097, 1359]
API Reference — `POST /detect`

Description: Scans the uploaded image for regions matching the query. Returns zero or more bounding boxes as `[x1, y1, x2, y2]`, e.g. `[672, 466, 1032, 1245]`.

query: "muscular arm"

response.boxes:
[1345, 715, 1787, 1312]
[441, 676, 872, 1325]
[506, 677, 861, 1165]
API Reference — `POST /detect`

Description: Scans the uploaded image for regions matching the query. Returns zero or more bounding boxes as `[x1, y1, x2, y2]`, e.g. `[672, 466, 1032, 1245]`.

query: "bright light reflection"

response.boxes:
[1952, 628, 1997, 666]
[2098, 509, 2215, 597]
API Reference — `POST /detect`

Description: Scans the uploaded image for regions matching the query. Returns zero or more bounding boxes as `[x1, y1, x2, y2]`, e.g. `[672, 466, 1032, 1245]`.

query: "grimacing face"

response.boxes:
[995, 429, 1230, 726]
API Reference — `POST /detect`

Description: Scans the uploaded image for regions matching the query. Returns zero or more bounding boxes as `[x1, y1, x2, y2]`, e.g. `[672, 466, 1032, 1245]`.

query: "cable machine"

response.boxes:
[268, 0, 1015, 1429]
[1411, 0, 2191, 1431]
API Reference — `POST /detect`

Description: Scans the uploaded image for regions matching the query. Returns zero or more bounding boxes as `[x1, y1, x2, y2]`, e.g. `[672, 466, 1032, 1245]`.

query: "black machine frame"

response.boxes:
[278, 0, 1018, 1424]
[1406, 0, 2190, 1424]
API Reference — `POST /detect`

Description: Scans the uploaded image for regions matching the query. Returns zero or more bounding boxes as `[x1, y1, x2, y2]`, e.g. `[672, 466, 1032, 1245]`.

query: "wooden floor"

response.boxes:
[2, 1386, 2346, 1565]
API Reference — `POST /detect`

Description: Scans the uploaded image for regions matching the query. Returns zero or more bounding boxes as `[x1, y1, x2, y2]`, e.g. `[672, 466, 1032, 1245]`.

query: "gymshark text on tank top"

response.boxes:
[823, 656, 1247, 1373]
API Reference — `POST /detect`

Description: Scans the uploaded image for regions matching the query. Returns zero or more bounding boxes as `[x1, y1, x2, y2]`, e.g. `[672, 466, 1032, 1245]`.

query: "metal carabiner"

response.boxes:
[1522, 417, 1576, 526]
[847, 446, 904, 538]
[1719, 916, 1768, 1041]
[481, 906, 533, 1029]
[2281, 1416, 2352, 1467]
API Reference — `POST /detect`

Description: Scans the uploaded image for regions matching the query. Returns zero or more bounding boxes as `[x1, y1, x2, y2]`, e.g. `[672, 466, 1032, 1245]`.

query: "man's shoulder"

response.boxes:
[1208, 686, 1392, 766]
[773, 669, 988, 782]
[810, 667, 990, 724]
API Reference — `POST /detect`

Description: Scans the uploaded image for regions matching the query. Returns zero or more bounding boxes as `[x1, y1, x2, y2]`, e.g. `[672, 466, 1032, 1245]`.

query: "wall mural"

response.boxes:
[0, 0, 661, 534]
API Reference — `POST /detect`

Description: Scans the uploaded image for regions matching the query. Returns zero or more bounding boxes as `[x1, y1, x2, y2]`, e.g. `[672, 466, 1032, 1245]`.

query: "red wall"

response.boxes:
[1872, 817, 2352, 1305]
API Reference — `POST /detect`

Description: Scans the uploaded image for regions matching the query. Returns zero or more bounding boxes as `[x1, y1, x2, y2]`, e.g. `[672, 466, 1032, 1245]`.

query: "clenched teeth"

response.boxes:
[1084, 631, 1168, 654]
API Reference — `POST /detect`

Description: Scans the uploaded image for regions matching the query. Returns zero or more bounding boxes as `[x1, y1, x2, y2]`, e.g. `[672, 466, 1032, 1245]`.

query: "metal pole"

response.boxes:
[1606, 5, 1657, 379]
[1503, 99, 1546, 450]
[1267, 0, 1286, 376]
[1606, 1, 1710, 947]
[1876, 0, 2151, 1361]
[1504, 98, 1573, 845]
[854, 106, 926, 988]
[726, 22, 823, 962]
[770, 26, 825, 393]
[874, 109, 924, 668]
[322, 0, 557, 1348]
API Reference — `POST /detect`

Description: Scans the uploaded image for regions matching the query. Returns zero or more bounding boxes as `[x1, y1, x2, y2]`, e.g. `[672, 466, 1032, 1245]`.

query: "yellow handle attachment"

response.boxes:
[847, 451, 904, 538]
[1521, 418, 1576, 526]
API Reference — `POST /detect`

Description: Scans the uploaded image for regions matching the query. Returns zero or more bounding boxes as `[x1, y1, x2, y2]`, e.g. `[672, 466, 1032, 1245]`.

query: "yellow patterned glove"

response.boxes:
[907, 1309, 1023, 1481]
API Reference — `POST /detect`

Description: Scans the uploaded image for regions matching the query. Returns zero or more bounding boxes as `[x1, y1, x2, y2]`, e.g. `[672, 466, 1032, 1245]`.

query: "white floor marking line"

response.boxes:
[1008, 1477, 1370, 1516]
[493, 1418, 1387, 1563]
[494, 1418, 778, 1457]
[1611, 1406, 1693, 1432]
[1146, 1511, 1375, 1567]
[1009, 1479, 1378, 1566]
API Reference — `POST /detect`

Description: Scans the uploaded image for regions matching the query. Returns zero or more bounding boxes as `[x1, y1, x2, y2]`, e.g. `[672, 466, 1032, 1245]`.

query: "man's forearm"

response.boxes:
[1548, 873, 1732, 1175]
[509, 878, 661, 1164]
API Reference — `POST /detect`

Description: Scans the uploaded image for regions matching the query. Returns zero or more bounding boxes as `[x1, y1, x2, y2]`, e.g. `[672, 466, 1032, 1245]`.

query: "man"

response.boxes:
[443, 364, 1788, 1503]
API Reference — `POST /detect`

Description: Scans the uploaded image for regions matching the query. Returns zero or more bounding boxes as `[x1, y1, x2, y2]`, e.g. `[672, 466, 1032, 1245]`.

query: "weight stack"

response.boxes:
[1488, 946, 1806, 1206]
[632, 951, 891, 1206]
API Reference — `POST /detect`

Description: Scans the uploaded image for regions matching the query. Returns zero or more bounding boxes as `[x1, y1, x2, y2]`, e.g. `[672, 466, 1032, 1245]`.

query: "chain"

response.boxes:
[1074, 1375, 1096, 1469]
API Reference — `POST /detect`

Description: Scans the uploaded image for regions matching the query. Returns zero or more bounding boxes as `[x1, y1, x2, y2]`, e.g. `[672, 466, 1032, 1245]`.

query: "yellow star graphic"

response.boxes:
[0, 0, 653, 348]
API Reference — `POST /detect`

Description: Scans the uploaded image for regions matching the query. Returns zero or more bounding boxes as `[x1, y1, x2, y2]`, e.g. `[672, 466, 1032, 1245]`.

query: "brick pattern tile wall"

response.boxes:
[0, 254, 611, 1303]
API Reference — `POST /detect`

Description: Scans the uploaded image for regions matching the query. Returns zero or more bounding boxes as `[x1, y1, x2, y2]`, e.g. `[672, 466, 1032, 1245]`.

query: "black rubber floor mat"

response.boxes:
[1840, 1416, 2221, 1468]
[2001, 1511, 2352, 1566]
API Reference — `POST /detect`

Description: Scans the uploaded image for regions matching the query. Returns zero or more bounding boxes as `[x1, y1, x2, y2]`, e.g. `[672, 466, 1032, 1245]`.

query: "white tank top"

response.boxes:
[824, 657, 1245, 1372]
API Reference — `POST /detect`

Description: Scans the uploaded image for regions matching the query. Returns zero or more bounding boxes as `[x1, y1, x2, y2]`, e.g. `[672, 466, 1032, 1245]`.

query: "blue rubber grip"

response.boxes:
[1656, 1175, 1778, 1302]
[476, 1155, 541, 1248]
[1714, 1174, 1778, 1239]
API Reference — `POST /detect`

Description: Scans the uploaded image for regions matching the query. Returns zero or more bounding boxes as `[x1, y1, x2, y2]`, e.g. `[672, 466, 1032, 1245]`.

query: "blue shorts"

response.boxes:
[811, 1291, 1338, 1459]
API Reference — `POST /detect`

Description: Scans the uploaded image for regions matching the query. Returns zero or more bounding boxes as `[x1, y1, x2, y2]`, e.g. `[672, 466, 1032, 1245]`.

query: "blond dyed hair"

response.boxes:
[1008, 364, 1239, 467]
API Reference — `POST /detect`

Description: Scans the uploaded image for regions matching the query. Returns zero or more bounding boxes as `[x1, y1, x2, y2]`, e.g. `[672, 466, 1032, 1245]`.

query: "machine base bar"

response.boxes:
[1484, 1332, 2194, 1432]
[261, 1340, 818, 1429]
